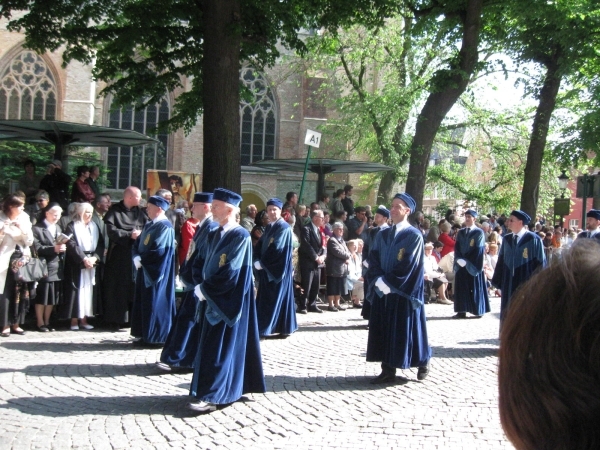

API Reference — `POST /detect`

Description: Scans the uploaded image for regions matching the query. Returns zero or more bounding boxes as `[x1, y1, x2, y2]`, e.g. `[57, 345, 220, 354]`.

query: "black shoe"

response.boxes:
[45, 323, 56, 332]
[308, 307, 324, 314]
[37, 325, 50, 333]
[298, 309, 308, 315]
[353, 303, 363, 308]
[327, 305, 338, 312]
[11, 328, 26, 335]
[452, 313, 467, 319]
[417, 364, 429, 381]
[370, 372, 397, 384]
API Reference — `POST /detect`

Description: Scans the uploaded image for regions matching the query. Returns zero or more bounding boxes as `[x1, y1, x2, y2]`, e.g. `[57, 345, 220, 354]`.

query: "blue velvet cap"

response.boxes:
[465, 209, 478, 218]
[266, 198, 283, 209]
[510, 210, 531, 224]
[587, 209, 600, 220]
[375, 205, 390, 218]
[213, 188, 243, 207]
[148, 195, 170, 211]
[193, 192, 213, 203]
[393, 193, 416, 214]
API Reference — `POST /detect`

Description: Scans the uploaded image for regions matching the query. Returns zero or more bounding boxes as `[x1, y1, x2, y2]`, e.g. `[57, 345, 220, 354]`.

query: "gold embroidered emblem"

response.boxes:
[144, 234, 150, 245]
[522, 248, 528, 259]
[219, 253, 227, 267]
[397, 248, 405, 261]
[470, 238, 474, 247]
[269, 237, 274, 246]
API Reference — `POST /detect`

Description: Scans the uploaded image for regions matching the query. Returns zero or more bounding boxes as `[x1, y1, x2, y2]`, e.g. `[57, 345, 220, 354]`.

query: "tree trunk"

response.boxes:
[519, 60, 561, 222]
[201, 0, 242, 193]
[404, 0, 483, 209]
[377, 170, 396, 204]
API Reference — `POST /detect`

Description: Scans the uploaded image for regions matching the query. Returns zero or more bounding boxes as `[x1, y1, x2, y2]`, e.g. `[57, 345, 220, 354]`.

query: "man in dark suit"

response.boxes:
[298, 209, 326, 314]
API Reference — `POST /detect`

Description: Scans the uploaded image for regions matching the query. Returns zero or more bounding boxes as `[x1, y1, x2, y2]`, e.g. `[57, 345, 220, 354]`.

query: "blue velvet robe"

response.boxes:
[254, 218, 297, 337]
[131, 218, 176, 344]
[190, 225, 265, 404]
[366, 224, 431, 369]
[491, 231, 545, 322]
[361, 224, 388, 320]
[160, 217, 219, 367]
[453, 227, 490, 316]
[576, 230, 600, 242]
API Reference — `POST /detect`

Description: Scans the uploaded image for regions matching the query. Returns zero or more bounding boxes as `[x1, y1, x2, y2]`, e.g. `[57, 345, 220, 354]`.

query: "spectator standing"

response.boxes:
[71, 166, 96, 204]
[253, 198, 297, 338]
[39, 160, 71, 211]
[346, 240, 364, 308]
[347, 206, 369, 241]
[188, 188, 265, 413]
[330, 189, 345, 216]
[25, 190, 49, 225]
[0, 194, 34, 336]
[240, 204, 257, 232]
[61, 202, 104, 330]
[298, 210, 326, 314]
[85, 166, 101, 201]
[131, 196, 176, 346]
[341, 184, 355, 219]
[18, 159, 42, 205]
[438, 222, 455, 257]
[317, 193, 330, 212]
[491, 210, 546, 327]
[452, 209, 490, 319]
[325, 221, 351, 312]
[31, 202, 65, 332]
[366, 193, 431, 383]
[250, 210, 269, 248]
[103, 186, 148, 329]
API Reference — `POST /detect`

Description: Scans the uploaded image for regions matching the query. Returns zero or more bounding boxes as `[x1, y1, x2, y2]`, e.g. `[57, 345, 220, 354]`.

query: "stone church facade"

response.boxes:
[0, 21, 356, 212]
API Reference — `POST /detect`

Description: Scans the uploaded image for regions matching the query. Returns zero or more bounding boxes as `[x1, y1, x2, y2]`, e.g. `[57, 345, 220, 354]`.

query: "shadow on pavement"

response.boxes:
[431, 346, 498, 358]
[0, 341, 139, 352]
[296, 324, 368, 332]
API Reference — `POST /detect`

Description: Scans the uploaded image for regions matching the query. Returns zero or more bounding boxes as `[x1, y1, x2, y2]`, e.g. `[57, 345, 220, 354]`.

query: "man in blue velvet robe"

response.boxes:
[131, 195, 176, 346]
[366, 193, 431, 384]
[158, 192, 218, 371]
[453, 209, 490, 319]
[188, 188, 265, 413]
[576, 209, 600, 242]
[253, 197, 297, 338]
[492, 210, 546, 325]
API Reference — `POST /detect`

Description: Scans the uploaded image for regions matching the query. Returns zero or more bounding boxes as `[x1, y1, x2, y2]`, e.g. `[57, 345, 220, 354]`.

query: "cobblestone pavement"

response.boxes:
[0, 295, 512, 450]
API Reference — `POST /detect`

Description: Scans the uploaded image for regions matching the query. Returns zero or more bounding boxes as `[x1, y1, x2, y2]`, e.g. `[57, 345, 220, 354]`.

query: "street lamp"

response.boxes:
[555, 171, 570, 228]
[558, 171, 569, 194]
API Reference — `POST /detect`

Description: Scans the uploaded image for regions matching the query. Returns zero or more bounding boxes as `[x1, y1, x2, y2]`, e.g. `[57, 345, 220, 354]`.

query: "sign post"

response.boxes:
[299, 130, 322, 203]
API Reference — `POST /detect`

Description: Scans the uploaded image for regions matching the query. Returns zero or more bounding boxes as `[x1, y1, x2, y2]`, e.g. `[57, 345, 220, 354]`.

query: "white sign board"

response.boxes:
[304, 129, 322, 148]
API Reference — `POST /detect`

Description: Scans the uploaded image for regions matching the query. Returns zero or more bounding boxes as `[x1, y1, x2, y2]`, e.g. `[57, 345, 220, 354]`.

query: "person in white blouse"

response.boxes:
[423, 242, 452, 304]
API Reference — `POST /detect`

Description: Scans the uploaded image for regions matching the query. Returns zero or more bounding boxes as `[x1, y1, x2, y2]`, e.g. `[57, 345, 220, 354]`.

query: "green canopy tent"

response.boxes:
[251, 158, 394, 203]
[0, 120, 159, 161]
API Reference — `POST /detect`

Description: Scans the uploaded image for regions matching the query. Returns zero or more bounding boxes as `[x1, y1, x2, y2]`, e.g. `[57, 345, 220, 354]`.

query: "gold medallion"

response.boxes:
[144, 234, 150, 245]
[219, 253, 227, 267]
[470, 238, 474, 247]
[397, 248, 405, 261]
[522, 248, 528, 259]
[269, 237, 274, 246]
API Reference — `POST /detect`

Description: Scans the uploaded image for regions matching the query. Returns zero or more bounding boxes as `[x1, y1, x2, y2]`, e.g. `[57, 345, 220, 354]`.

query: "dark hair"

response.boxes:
[309, 202, 320, 211]
[354, 206, 366, 214]
[23, 159, 35, 168]
[254, 210, 267, 226]
[168, 175, 183, 186]
[2, 194, 24, 215]
[343, 184, 353, 193]
[319, 193, 329, 202]
[335, 188, 345, 198]
[433, 241, 444, 248]
[499, 241, 600, 450]
[76, 165, 90, 177]
[285, 192, 297, 202]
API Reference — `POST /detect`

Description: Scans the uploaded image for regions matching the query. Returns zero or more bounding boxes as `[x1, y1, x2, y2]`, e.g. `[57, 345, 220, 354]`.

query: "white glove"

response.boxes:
[194, 285, 205, 302]
[456, 259, 467, 267]
[133, 256, 142, 270]
[375, 277, 391, 295]
[254, 261, 263, 270]
[363, 260, 369, 268]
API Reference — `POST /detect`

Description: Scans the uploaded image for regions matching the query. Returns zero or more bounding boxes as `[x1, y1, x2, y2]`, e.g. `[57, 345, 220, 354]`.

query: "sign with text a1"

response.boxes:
[304, 130, 322, 148]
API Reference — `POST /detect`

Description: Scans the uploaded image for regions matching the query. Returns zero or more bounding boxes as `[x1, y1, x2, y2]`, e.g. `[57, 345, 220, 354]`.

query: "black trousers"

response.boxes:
[299, 263, 321, 311]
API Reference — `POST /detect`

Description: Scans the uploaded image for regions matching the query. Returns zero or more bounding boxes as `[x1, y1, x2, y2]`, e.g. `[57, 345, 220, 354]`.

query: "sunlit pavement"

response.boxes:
[0, 295, 511, 449]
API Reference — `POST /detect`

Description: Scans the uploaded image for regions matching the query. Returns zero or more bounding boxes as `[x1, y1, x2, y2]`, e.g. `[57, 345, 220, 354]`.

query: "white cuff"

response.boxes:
[375, 277, 391, 295]
[133, 256, 142, 269]
[254, 261, 262, 270]
[363, 260, 369, 268]
[457, 259, 467, 267]
[194, 285, 205, 301]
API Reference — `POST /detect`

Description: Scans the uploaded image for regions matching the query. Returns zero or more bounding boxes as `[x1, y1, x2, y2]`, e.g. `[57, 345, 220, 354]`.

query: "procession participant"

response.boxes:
[131, 195, 176, 347]
[452, 209, 490, 319]
[188, 188, 265, 413]
[366, 193, 431, 384]
[491, 210, 546, 326]
[158, 192, 218, 371]
[253, 198, 297, 338]
[576, 209, 600, 241]
[103, 187, 148, 329]
[361, 205, 390, 320]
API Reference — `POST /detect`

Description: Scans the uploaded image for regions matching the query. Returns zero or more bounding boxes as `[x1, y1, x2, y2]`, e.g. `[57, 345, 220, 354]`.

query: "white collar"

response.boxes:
[152, 215, 169, 224]
[515, 228, 527, 240]
[394, 219, 410, 234]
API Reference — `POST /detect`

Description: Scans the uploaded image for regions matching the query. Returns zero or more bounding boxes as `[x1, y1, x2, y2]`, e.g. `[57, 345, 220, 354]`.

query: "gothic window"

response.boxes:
[240, 67, 277, 165]
[0, 51, 57, 120]
[106, 99, 169, 190]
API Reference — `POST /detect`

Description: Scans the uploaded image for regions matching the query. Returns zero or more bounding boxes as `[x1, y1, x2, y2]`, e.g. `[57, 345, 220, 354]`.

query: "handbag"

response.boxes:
[11, 245, 49, 283]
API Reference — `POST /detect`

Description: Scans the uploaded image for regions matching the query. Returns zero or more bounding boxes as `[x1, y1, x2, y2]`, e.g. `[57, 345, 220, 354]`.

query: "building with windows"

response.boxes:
[0, 22, 352, 211]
